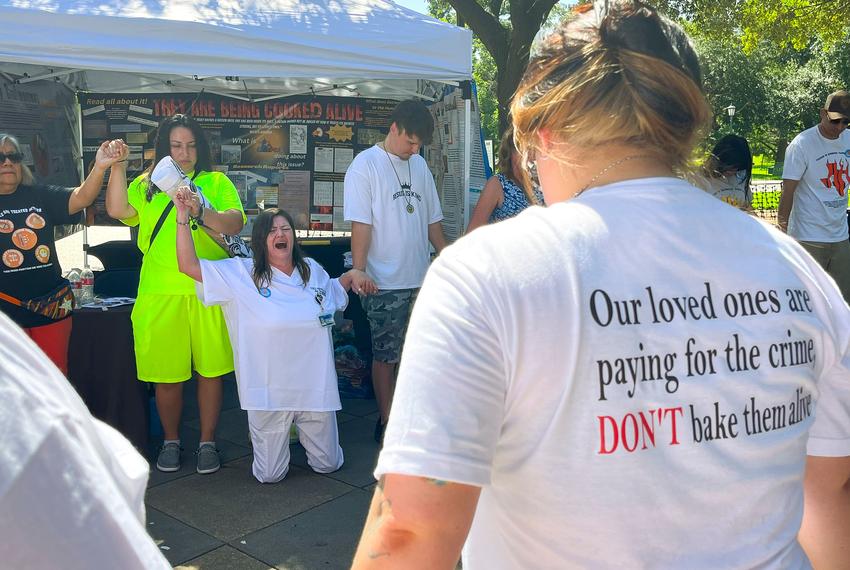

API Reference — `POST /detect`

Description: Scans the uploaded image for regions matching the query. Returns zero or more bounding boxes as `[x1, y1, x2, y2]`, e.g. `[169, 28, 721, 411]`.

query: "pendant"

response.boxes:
[406, 204, 415, 214]
[259, 287, 271, 298]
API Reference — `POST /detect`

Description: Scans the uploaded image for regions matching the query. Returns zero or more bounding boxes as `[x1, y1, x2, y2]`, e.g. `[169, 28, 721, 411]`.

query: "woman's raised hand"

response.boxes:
[95, 139, 130, 170]
[172, 186, 195, 216]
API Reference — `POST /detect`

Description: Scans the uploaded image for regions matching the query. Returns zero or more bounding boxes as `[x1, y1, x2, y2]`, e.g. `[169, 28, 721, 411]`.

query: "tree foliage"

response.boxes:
[689, 20, 849, 164]
[656, 0, 849, 52]
[428, 0, 560, 138]
[432, 0, 849, 170]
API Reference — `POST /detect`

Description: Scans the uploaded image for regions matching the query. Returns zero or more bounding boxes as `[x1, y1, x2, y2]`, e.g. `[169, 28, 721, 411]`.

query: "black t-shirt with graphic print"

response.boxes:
[0, 184, 81, 328]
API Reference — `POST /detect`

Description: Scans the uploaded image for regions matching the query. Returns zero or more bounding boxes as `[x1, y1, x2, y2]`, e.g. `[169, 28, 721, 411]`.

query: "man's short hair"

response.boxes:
[389, 100, 434, 145]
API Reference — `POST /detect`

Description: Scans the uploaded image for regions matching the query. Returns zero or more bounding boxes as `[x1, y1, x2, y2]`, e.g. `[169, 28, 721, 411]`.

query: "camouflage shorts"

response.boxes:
[361, 288, 419, 363]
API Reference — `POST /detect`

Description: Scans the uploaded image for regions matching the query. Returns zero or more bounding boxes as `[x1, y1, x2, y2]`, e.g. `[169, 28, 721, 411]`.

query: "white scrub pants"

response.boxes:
[247, 410, 344, 484]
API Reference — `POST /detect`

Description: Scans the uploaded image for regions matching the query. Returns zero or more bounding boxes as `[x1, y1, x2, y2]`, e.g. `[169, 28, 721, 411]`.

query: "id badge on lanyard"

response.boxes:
[314, 287, 334, 327]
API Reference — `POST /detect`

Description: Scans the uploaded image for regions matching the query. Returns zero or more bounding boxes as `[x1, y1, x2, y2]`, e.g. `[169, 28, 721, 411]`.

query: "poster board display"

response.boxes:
[79, 93, 398, 232]
[426, 87, 487, 241]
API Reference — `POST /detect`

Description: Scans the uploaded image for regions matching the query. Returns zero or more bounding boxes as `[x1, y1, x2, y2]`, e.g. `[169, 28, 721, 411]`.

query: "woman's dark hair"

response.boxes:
[706, 134, 752, 175]
[705, 134, 753, 198]
[250, 208, 310, 292]
[498, 127, 518, 179]
[144, 114, 213, 201]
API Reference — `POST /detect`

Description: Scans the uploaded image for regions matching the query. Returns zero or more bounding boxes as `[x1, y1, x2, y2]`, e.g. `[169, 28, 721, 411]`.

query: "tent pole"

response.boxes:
[462, 81, 472, 231]
[75, 94, 90, 269]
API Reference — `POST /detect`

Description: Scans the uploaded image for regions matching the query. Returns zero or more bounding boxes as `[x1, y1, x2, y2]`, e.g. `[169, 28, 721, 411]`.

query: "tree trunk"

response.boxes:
[773, 136, 788, 164]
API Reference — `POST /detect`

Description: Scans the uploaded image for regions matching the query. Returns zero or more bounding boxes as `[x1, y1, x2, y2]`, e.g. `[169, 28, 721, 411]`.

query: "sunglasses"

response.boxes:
[0, 152, 23, 164]
[829, 117, 850, 126]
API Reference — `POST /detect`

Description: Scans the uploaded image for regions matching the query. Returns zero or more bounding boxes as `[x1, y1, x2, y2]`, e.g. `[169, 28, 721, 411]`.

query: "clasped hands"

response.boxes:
[94, 139, 130, 171]
[346, 269, 378, 297]
[171, 186, 203, 218]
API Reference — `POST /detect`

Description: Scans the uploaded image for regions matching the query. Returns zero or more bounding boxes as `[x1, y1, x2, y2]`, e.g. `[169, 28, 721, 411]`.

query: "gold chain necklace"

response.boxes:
[574, 154, 655, 198]
[382, 145, 415, 214]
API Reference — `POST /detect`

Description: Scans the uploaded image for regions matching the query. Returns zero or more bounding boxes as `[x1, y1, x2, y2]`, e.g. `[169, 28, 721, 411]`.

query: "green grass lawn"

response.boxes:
[752, 154, 778, 180]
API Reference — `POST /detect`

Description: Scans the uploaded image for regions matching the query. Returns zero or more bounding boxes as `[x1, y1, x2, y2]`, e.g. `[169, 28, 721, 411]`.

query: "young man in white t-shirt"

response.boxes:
[343, 100, 446, 442]
[779, 90, 850, 301]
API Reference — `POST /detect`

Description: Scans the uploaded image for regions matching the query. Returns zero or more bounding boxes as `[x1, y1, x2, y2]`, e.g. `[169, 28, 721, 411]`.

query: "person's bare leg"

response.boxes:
[197, 375, 222, 442]
[373, 360, 398, 425]
[156, 382, 184, 441]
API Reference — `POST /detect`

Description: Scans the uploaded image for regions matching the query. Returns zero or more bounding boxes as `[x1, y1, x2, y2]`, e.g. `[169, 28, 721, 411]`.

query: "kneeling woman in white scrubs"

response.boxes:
[173, 190, 376, 483]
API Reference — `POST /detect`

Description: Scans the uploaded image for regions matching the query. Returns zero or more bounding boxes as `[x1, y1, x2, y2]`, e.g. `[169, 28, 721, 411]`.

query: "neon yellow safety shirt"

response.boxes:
[122, 170, 247, 296]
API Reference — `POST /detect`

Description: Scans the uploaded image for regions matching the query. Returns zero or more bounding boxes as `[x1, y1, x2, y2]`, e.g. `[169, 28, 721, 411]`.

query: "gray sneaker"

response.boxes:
[196, 443, 220, 474]
[156, 442, 181, 472]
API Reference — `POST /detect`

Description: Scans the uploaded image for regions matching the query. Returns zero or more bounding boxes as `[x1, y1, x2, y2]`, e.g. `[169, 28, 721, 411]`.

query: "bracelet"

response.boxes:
[177, 220, 190, 226]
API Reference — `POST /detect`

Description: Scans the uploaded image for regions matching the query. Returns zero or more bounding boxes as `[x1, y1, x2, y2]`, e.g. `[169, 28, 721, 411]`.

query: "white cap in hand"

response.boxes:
[151, 157, 189, 198]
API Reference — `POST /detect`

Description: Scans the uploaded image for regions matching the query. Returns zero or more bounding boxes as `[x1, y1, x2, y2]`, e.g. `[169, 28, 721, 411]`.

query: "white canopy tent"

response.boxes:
[0, 0, 472, 100]
[0, 0, 479, 239]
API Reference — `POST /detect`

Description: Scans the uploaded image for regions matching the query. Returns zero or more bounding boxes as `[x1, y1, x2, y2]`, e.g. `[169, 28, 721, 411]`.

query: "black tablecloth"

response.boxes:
[67, 305, 148, 451]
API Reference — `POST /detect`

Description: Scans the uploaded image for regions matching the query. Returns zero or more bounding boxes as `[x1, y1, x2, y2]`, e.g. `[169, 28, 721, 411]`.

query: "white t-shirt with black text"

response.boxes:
[343, 145, 443, 290]
[377, 177, 850, 569]
[783, 125, 850, 242]
[198, 257, 347, 411]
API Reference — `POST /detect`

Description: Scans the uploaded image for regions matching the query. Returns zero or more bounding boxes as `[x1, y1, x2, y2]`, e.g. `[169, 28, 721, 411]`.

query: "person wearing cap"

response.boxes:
[779, 90, 850, 302]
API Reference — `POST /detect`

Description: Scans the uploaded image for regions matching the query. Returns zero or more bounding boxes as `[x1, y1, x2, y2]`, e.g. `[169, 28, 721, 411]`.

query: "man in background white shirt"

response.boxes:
[779, 90, 850, 301]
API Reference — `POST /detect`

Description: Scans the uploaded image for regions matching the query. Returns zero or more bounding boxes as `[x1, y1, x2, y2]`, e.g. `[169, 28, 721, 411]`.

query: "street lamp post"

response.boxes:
[726, 104, 736, 129]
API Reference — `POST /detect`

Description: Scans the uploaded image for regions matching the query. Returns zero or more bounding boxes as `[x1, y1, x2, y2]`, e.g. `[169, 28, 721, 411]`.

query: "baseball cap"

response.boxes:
[824, 90, 850, 120]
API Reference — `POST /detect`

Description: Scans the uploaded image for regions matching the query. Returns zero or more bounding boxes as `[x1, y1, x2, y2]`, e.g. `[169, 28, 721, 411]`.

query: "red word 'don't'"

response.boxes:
[598, 407, 683, 454]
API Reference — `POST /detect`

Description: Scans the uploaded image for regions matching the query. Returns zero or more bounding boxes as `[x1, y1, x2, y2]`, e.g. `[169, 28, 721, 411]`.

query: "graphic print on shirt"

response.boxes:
[0, 206, 52, 273]
[589, 282, 817, 456]
[820, 156, 850, 196]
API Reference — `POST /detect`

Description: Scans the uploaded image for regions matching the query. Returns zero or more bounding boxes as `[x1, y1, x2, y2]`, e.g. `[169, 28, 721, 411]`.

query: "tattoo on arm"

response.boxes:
[428, 478, 449, 486]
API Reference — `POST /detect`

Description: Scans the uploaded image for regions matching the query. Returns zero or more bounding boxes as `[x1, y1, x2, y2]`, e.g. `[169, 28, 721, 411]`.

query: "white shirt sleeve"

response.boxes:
[374, 246, 505, 486]
[198, 257, 244, 305]
[425, 169, 444, 225]
[806, 264, 850, 457]
[343, 160, 373, 224]
[781, 136, 807, 181]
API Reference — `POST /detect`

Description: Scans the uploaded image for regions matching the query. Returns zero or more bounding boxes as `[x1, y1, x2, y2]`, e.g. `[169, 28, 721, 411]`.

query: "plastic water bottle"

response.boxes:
[80, 266, 95, 305]
[67, 268, 82, 304]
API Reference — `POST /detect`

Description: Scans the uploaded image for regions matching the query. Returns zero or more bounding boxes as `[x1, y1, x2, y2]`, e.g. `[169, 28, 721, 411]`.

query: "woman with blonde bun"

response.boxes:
[353, 2, 850, 569]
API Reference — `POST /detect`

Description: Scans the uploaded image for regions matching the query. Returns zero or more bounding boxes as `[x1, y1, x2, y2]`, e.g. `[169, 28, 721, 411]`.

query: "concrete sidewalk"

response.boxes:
[145, 378, 380, 569]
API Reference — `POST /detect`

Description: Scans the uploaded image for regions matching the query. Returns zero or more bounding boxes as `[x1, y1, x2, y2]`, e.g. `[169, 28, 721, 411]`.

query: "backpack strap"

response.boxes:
[148, 201, 174, 250]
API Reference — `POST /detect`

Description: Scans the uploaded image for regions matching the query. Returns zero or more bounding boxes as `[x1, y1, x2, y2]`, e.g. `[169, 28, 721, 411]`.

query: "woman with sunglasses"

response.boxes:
[692, 134, 753, 210]
[353, 2, 850, 568]
[0, 133, 127, 374]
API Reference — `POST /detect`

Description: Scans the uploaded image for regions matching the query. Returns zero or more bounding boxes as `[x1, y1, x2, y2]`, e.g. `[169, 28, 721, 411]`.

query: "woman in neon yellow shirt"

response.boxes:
[105, 114, 245, 475]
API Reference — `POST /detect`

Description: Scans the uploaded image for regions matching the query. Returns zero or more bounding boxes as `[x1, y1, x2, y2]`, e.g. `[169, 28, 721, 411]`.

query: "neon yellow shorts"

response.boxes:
[131, 293, 234, 383]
